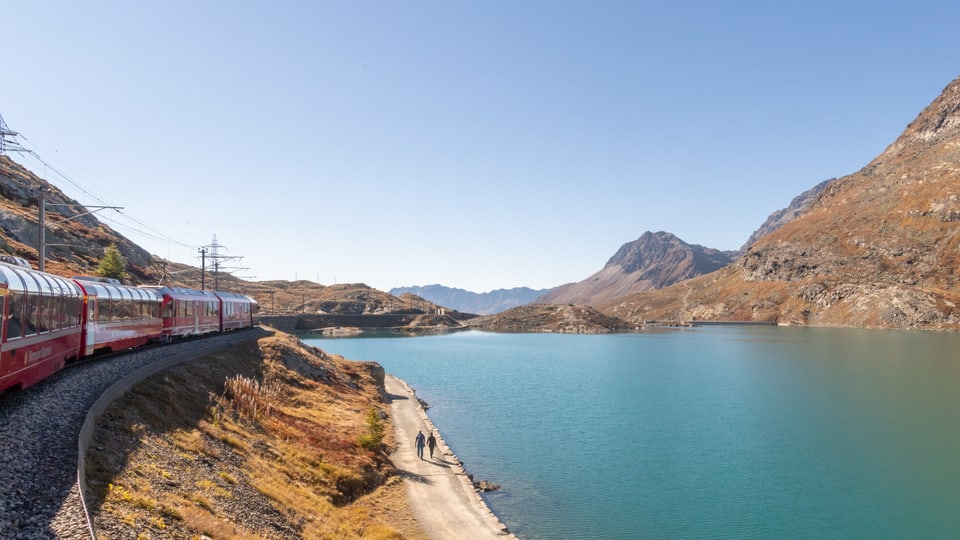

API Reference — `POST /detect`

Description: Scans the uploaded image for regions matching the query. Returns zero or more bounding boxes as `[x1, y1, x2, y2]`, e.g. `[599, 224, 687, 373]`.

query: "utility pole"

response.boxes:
[198, 247, 207, 290]
[38, 190, 45, 272]
[34, 189, 121, 273]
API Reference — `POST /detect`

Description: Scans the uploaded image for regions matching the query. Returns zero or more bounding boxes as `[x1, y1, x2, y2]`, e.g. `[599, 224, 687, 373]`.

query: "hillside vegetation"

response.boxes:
[86, 329, 425, 539]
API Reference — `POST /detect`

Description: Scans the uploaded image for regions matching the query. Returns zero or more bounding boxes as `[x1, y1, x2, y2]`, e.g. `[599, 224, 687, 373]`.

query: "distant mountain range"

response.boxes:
[389, 284, 549, 315]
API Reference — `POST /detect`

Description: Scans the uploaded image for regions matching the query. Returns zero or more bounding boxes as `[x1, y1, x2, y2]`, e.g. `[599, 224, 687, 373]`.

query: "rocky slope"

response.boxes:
[538, 231, 736, 306]
[465, 303, 632, 333]
[602, 75, 960, 330]
[738, 178, 833, 254]
[0, 155, 156, 280]
[390, 284, 548, 315]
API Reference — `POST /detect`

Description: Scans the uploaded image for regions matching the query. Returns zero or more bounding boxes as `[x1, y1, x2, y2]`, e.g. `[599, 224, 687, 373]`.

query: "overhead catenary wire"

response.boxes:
[13, 134, 205, 252]
[3, 115, 254, 284]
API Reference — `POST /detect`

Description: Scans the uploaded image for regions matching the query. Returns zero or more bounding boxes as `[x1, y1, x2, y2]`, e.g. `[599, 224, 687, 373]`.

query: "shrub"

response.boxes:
[357, 408, 385, 451]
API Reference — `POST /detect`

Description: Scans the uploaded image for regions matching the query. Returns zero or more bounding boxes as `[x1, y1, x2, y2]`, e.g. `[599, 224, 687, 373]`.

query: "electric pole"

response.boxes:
[198, 247, 207, 290]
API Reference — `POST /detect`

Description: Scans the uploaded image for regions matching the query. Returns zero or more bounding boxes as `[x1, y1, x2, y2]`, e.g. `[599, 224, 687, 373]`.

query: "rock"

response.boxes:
[474, 480, 501, 492]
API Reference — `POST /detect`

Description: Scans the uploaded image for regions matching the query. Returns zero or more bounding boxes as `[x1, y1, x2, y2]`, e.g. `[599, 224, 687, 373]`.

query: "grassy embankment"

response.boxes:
[84, 329, 426, 539]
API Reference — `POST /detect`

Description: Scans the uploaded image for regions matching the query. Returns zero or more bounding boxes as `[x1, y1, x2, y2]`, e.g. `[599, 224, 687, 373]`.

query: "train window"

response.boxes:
[41, 294, 57, 333]
[6, 292, 22, 340]
[23, 292, 39, 336]
[68, 291, 78, 328]
[122, 297, 132, 321]
[123, 289, 135, 320]
[54, 295, 64, 330]
[114, 289, 125, 321]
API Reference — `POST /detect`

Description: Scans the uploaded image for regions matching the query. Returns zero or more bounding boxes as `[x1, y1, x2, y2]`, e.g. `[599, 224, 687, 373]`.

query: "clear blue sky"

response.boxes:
[3, 1, 958, 292]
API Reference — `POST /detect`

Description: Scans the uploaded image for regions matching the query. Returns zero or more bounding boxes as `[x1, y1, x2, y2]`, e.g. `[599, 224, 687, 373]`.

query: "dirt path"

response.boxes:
[385, 375, 515, 540]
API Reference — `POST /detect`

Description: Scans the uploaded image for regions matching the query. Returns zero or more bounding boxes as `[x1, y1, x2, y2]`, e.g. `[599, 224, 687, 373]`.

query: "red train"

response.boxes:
[0, 258, 259, 394]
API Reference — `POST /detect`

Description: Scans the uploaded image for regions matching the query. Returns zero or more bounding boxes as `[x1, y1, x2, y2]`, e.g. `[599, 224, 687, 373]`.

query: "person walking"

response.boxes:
[415, 430, 426, 460]
[427, 431, 437, 459]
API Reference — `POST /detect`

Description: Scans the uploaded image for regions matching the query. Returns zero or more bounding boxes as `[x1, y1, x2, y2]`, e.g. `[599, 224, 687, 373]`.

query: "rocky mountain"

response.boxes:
[602, 74, 960, 330]
[537, 231, 737, 306]
[738, 178, 833, 254]
[389, 284, 549, 315]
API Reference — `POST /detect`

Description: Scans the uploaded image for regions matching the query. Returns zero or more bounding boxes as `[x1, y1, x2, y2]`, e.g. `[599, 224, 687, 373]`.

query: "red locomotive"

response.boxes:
[0, 258, 259, 394]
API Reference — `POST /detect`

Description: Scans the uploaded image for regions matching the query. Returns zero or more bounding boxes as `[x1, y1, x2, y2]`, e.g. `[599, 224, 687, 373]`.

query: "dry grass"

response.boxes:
[85, 329, 425, 539]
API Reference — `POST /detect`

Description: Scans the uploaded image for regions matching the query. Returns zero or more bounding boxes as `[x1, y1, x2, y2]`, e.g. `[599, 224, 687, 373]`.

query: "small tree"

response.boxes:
[358, 407, 386, 451]
[96, 243, 128, 281]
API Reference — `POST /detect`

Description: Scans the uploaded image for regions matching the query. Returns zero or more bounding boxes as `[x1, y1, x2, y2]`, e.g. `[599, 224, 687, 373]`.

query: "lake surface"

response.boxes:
[304, 326, 960, 539]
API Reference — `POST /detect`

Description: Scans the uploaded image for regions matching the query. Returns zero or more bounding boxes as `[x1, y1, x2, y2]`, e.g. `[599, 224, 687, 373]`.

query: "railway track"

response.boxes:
[0, 328, 267, 539]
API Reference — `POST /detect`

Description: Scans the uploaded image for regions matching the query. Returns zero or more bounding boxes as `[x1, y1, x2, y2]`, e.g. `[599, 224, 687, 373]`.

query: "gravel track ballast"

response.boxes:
[0, 331, 262, 539]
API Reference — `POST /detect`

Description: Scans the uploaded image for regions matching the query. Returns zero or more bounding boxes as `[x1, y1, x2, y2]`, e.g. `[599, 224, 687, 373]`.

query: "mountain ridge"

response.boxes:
[389, 284, 548, 315]
[600, 74, 960, 330]
[536, 231, 737, 306]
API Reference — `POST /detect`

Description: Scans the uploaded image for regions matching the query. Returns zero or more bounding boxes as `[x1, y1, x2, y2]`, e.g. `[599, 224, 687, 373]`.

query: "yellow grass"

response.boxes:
[85, 330, 418, 539]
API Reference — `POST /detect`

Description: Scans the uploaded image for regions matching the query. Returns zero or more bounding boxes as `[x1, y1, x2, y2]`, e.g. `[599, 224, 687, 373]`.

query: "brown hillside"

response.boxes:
[603, 75, 960, 330]
[0, 155, 159, 280]
[466, 303, 632, 333]
[88, 329, 424, 539]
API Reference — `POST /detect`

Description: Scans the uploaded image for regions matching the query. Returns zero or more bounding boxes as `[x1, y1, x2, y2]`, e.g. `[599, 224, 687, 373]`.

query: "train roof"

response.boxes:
[139, 286, 218, 299]
[213, 290, 257, 303]
[75, 280, 163, 301]
[0, 262, 83, 296]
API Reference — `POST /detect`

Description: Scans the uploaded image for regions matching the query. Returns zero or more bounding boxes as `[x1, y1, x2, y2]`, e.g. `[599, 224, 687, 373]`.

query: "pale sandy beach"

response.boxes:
[385, 374, 516, 540]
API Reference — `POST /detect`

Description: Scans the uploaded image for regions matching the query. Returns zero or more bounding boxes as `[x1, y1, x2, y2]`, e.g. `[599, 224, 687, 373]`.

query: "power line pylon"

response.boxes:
[198, 234, 248, 291]
[0, 114, 31, 156]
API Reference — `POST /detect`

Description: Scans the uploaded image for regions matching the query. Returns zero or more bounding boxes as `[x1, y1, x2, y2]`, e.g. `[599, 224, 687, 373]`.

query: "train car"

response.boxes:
[0, 258, 84, 392]
[141, 286, 220, 339]
[213, 291, 259, 331]
[73, 277, 163, 356]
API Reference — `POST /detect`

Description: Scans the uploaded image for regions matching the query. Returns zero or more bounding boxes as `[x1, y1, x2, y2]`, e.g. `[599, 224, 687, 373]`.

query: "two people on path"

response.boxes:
[415, 430, 439, 460]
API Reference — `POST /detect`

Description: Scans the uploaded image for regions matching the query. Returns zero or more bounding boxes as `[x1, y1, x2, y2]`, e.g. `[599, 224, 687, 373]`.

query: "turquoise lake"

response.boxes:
[304, 327, 960, 539]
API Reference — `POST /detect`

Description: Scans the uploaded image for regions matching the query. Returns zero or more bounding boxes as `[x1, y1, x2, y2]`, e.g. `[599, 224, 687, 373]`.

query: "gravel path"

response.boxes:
[0, 329, 266, 540]
[385, 375, 515, 539]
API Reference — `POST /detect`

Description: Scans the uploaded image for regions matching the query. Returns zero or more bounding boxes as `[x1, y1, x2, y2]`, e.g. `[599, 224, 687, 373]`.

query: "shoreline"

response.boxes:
[385, 374, 516, 539]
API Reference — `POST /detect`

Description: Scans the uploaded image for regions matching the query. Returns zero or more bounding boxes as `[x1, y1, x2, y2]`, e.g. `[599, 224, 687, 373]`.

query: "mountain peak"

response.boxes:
[876, 77, 960, 162]
[539, 231, 735, 306]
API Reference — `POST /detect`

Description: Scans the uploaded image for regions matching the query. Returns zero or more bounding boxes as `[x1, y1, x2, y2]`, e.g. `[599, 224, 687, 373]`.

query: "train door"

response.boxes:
[85, 296, 97, 356]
